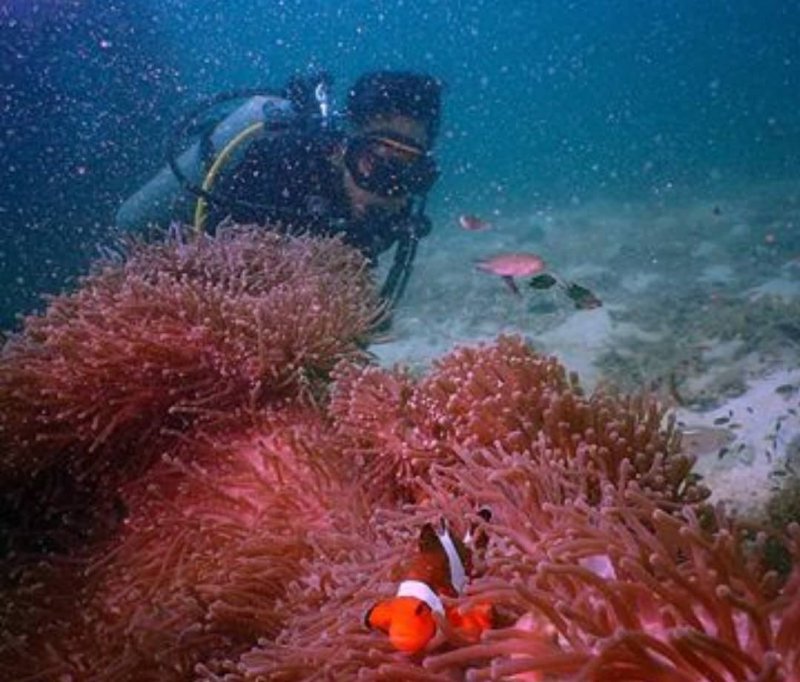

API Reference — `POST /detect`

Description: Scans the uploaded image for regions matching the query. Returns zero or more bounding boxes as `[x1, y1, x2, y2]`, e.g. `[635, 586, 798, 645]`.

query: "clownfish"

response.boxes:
[365, 511, 493, 654]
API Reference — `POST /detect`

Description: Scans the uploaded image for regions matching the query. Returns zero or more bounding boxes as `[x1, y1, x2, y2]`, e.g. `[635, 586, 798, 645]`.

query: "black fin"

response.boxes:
[565, 282, 602, 309]
[419, 523, 441, 552]
[528, 273, 558, 290]
[501, 275, 521, 296]
[363, 605, 375, 629]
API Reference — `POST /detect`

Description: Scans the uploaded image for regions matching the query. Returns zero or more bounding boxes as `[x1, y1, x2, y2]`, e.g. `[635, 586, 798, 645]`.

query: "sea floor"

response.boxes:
[373, 179, 800, 519]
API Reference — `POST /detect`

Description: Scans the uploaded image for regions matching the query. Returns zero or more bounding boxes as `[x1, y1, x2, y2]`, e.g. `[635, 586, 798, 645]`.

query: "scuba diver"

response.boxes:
[116, 70, 444, 307]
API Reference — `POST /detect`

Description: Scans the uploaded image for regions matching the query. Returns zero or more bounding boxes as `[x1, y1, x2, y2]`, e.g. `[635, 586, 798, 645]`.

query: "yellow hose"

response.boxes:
[193, 121, 265, 233]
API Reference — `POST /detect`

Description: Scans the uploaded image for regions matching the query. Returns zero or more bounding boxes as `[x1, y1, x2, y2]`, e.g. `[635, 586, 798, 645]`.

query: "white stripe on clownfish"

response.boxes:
[437, 525, 467, 594]
[396, 579, 445, 615]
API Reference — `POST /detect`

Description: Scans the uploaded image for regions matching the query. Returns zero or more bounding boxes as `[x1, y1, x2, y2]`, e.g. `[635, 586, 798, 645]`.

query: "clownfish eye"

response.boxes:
[464, 506, 492, 549]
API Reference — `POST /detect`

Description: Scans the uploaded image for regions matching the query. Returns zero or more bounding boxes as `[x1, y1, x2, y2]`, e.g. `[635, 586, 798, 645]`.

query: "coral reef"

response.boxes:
[1, 226, 798, 681]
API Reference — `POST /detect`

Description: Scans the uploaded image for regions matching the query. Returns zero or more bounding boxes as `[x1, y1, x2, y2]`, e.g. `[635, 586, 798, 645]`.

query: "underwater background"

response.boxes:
[3, 3, 800, 678]
[2, 0, 799, 328]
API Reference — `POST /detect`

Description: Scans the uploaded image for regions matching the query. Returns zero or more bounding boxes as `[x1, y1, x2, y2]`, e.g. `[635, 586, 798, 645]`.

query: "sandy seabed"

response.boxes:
[374, 179, 800, 518]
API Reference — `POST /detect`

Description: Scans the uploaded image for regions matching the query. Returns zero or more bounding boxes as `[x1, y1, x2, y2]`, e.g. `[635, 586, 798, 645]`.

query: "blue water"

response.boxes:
[1, 0, 799, 328]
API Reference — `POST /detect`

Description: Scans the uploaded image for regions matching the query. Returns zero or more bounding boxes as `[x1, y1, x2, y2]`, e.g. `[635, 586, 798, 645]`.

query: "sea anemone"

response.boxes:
[1, 406, 372, 679]
[201, 340, 798, 682]
[422, 450, 800, 681]
[2, 229, 797, 681]
[205, 443, 798, 682]
[0, 226, 381, 678]
[331, 335, 707, 509]
[0, 226, 380, 490]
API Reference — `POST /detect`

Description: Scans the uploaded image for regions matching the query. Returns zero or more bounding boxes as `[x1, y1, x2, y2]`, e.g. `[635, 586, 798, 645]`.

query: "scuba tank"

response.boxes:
[116, 74, 334, 233]
[114, 70, 426, 310]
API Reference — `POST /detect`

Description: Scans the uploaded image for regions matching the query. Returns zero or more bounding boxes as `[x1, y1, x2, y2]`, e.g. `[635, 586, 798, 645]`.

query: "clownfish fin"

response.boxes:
[365, 598, 395, 632]
[366, 596, 434, 632]
[418, 520, 470, 595]
[364, 595, 438, 654]
[418, 523, 441, 553]
[446, 600, 495, 641]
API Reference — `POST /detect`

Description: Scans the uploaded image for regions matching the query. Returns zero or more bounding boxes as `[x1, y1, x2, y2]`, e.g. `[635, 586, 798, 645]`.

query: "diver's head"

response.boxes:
[342, 71, 443, 206]
[343, 125, 439, 202]
[346, 70, 443, 144]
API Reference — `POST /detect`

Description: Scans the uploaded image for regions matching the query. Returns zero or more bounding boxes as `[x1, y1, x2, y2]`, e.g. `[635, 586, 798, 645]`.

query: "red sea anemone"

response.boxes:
[199, 340, 799, 682]
[331, 335, 707, 509]
[0, 226, 380, 490]
[1, 227, 797, 681]
[0, 227, 381, 678]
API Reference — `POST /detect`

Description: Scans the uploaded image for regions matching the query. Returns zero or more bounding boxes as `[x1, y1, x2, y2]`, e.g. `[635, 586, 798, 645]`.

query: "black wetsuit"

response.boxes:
[208, 128, 428, 263]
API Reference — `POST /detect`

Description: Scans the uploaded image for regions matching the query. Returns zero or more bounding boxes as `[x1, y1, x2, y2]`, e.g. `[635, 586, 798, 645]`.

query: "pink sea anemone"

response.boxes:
[1, 226, 381, 679]
[331, 335, 707, 509]
[0, 226, 380, 490]
[199, 340, 798, 682]
[1, 227, 797, 681]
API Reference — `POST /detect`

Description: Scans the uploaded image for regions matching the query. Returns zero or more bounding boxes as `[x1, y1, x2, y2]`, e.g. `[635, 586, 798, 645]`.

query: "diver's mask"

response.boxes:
[344, 131, 439, 198]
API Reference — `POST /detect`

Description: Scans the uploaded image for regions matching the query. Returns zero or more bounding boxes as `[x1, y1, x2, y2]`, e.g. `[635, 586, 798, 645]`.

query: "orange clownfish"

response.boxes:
[365, 512, 493, 654]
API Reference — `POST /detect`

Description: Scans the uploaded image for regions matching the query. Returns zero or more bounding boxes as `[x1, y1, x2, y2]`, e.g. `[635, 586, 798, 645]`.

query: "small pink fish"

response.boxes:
[475, 252, 547, 296]
[459, 214, 492, 232]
